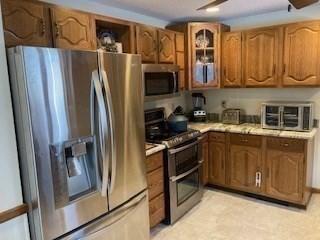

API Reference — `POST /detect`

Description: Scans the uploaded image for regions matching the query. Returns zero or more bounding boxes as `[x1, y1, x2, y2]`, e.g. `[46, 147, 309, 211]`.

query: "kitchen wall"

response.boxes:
[188, 7, 320, 188]
[0, 3, 30, 240]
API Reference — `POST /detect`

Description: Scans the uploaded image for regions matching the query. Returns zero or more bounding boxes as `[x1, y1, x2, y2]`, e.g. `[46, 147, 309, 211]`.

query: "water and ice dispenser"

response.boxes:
[50, 136, 99, 208]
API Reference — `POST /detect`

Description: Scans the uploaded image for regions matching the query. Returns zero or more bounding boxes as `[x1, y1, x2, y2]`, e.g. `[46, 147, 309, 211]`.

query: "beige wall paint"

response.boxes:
[0, 3, 30, 240]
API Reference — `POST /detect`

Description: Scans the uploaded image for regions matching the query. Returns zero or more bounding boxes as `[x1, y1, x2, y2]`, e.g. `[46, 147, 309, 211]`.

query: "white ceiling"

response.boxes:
[91, 0, 298, 22]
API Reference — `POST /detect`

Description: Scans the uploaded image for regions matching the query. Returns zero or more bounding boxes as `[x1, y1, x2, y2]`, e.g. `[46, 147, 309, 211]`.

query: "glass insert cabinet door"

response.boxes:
[191, 24, 219, 89]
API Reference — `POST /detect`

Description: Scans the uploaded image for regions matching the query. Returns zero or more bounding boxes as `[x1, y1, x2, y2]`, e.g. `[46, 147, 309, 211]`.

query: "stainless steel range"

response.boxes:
[145, 108, 204, 224]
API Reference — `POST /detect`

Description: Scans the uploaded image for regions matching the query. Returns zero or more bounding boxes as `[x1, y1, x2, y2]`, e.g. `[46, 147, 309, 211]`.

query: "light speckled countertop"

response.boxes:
[189, 122, 317, 140]
[145, 143, 166, 157]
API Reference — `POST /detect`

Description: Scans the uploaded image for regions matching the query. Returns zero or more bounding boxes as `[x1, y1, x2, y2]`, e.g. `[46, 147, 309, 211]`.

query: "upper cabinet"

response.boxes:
[158, 29, 175, 63]
[136, 25, 158, 63]
[282, 22, 320, 87]
[243, 27, 281, 87]
[167, 22, 229, 90]
[136, 25, 176, 64]
[222, 32, 242, 88]
[191, 23, 219, 89]
[1, 0, 51, 47]
[50, 7, 95, 50]
[175, 32, 186, 90]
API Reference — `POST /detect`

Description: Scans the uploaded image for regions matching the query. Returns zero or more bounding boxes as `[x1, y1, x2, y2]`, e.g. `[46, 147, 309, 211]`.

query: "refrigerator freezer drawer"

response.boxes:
[62, 190, 150, 240]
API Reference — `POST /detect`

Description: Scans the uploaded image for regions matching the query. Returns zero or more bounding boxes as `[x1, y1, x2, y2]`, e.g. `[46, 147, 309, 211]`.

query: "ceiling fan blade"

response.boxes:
[197, 0, 228, 10]
[289, 0, 319, 9]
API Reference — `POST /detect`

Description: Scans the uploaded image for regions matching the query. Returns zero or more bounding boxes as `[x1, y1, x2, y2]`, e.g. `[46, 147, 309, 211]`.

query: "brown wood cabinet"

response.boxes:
[1, 0, 51, 47]
[51, 7, 95, 50]
[243, 27, 281, 87]
[158, 29, 175, 63]
[175, 32, 186, 90]
[146, 151, 165, 228]
[222, 32, 242, 87]
[229, 145, 263, 193]
[205, 132, 314, 206]
[282, 22, 320, 86]
[136, 25, 158, 63]
[265, 138, 305, 203]
[167, 22, 230, 90]
[136, 26, 176, 64]
[209, 141, 226, 185]
[201, 134, 209, 185]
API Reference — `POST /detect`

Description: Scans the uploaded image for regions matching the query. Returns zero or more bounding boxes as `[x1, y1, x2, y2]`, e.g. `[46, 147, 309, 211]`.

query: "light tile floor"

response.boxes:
[151, 189, 320, 240]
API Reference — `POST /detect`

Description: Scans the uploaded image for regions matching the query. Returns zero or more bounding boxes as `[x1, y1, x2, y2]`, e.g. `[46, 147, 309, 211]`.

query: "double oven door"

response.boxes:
[166, 138, 204, 224]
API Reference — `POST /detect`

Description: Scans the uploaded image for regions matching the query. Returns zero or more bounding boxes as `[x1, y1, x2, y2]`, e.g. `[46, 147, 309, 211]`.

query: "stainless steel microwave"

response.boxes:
[261, 102, 314, 132]
[142, 64, 180, 101]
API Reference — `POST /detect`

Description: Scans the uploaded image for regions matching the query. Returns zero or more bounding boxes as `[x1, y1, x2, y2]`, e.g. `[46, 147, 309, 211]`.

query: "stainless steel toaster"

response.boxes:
[222, 109, 245, 125]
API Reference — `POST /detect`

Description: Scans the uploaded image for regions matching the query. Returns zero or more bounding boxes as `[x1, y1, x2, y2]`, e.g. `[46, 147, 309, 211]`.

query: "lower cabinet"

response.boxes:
[265, 138, 306, 203]
[201, 134, 209, 185]
[208, 141, 226, 185]
[204, 132, 314, 206]
[229, 145, 263, 193]
[146, 151, 165, 228]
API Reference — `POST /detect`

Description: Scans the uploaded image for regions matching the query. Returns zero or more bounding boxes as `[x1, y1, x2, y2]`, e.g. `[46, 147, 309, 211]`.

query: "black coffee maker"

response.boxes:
[192, 93, 207, 122]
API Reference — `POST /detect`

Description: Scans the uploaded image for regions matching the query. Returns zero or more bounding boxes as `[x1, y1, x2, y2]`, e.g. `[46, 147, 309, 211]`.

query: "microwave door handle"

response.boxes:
[101, 70, 117, 194]
[91, 70, 109, 197]
[172, 71, 177, 93]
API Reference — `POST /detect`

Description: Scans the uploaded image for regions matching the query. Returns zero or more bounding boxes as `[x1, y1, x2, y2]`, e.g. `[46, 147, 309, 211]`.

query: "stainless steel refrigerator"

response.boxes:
[7, 46, 149, 240]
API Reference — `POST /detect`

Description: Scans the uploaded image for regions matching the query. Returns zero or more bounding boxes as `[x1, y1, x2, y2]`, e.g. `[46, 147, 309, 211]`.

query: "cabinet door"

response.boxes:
[244, 28, 281, 87]
[202, 139, 209, 185]
[229, 145, 262, 193]
[266, 149, 304, 203]
[208, 142, 226, 185]
[158, 30, 175, 63]
[222, 32, 242, 87]
[51, 7, 95, 50]
[136, 25, 158, 63]
[191, 24, 219, 89]
[283, 22, 320, 86]
[1, 0, 51, 47]
[175, 33, 186, 90]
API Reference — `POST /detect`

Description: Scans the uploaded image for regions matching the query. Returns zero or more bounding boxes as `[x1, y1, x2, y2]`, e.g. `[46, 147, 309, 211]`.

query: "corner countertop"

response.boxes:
[145, 143, 166, 157]
[189, 122, 317, 140]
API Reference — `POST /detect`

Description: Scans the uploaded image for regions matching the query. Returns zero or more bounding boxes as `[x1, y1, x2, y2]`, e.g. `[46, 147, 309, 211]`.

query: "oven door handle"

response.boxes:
[170, 164, 201, 182]
[168, 140, 200, 155]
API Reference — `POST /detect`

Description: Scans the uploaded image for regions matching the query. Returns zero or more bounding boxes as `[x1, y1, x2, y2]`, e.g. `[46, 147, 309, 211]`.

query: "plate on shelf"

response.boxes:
[195, 34, 209, 48]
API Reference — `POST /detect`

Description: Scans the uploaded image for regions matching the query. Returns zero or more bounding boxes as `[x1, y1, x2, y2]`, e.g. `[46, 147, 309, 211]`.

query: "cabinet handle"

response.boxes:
[39, 19, 46, 36]
[282, 143, 289, 147]
[283, 64, 286, 75]
[241, 139, 249, 143]
[55, 23, 60, 37]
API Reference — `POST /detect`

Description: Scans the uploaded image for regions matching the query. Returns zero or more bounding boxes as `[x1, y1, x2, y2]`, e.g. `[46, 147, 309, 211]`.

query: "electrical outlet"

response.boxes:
[221, 101, 227, 108]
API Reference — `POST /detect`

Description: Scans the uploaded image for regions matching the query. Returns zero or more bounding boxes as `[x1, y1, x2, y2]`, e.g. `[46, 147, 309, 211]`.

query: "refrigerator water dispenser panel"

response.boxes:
[50, 136, 97, 208]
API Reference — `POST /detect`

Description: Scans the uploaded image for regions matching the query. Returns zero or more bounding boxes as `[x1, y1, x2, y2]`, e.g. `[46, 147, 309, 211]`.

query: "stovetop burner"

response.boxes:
[145, 108, 201, 148]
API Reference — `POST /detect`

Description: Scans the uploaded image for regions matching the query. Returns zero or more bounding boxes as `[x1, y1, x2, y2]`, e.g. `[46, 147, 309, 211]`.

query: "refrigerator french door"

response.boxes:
[8, 46, 148, 240]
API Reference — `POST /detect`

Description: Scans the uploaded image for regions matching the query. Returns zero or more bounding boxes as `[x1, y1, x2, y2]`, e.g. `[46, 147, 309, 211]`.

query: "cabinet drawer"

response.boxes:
[209, 132, 226, 143]
[149, 193, 165, 228]
[146, 151, 163, 173]
[267, 137, 305, 153]
[147, 168, 164, 200]
[230, 134, 262, 148]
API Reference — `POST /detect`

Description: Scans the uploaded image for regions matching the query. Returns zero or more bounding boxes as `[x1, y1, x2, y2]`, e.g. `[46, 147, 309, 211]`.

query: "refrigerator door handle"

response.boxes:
[101, 70, 117, 194]
[91, 70, 109, 197]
